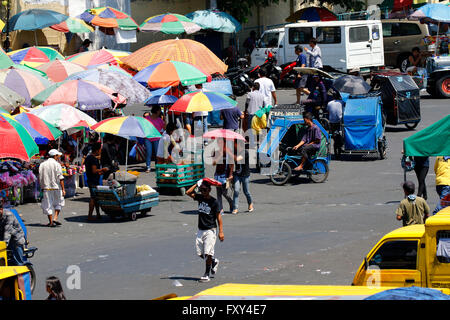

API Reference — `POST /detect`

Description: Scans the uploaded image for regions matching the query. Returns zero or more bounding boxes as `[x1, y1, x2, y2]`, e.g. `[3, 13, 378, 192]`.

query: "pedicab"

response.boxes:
[370, 72, 421, 130]
[333, 93, 387, 160]
[258, 114, 331, 185]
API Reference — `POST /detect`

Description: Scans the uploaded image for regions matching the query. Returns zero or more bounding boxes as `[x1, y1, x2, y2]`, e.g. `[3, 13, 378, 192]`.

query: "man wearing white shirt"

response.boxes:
[254, 69, 277, 107]
[304, 38, 323, 69]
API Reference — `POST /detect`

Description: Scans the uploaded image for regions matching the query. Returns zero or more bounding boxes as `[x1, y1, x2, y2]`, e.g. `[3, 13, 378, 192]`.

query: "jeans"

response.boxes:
[144, 139, 159, 169]
[194, 116, 208, 136]
[433, 185, 450, 215]
[216, 185, 233, 212]
[7, 242, 26, 266]
[233, 175, 252, 211]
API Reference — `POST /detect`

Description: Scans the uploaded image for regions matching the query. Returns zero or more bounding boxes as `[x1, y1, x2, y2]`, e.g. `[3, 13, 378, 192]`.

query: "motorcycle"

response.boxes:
[225, 59, 254, 96]
[246, 52, 281, 88]
[7, 244, 38, 293]
[279, 61, 298, 87]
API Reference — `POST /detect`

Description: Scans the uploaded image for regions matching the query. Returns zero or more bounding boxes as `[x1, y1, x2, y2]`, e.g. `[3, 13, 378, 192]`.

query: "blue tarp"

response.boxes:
[343, 96, 383, 151]
[365, 286, 450, 300]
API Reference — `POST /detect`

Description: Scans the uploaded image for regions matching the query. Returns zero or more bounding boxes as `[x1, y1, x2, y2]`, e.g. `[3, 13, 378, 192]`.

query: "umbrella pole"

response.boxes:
[125, 139, 129, 172]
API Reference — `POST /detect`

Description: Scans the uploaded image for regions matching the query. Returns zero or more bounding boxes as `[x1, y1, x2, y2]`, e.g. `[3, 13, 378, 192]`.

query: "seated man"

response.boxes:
[292, 112, 322, 171]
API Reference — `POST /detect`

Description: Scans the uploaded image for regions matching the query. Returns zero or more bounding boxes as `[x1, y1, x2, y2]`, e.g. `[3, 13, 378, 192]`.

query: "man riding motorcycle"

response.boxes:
[0, 196, 26, 266]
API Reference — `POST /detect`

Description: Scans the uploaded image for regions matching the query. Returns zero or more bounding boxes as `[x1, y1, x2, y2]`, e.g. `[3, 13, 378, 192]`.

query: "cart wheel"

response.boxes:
[270, 161, 291, 186]
[310, 159, 329, 183]
[405, 122, 418, 130]
[129, 212, 137, 221]
[179, 187, 186, 196]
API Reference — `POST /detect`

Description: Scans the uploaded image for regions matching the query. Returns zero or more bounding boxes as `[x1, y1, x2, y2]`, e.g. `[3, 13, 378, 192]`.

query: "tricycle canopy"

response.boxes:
[403, 114, 450, 156]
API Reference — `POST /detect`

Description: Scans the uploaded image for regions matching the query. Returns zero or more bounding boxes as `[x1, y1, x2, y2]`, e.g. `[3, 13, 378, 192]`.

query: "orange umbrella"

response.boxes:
[120, 39, 228, 75]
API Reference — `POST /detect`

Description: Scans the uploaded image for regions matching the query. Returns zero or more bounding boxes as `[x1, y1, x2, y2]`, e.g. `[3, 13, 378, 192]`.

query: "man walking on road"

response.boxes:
[255, 69, 277, 107]
[304, 37, 323, 69]
[396, 181, 430, 226]
[186, 179, 224, 283]
[39, 149, 66, 227]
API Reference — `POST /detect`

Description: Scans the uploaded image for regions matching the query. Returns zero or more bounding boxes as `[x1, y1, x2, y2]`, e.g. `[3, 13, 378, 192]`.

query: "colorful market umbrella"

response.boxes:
[203, 129, 245, 141]
[0, 47, 14, 69]
[36, 60, 87, 82]
[121, 39, 228, 74]
[66, 49, 130, 67]
[140, 13, 201, 34]
[133, 60, 211, 88]
[0, 114, 39, 161]
[186, 9, 241, 33]
[66, 68, 151, 105]
[285, 7, 337, 22]
[3, 9, 68, 32]
[28, 103, 97, 131]
[7, 46, 65, 68]
[12, 112, 62, 144]
[409, 3, 450, 23]
[0, 83, 26, 112]
[0, 67, 51, 107]
[50, 17, 94, 33]
[31, 79, 127, 110]
[169, 91, 237, 113]
[80, 6, 139, 31]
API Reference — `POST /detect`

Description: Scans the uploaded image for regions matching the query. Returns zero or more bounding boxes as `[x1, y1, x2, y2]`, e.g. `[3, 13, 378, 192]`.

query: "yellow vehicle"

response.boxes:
[352, 206, 450, 292]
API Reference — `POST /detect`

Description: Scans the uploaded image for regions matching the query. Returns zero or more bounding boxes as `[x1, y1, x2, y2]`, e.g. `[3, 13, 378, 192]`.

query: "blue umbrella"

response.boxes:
[186, 9, 241, 33]
[145, 94, 178, 106]
[4, 9, 69, 32]
[409, 3, 450, 23]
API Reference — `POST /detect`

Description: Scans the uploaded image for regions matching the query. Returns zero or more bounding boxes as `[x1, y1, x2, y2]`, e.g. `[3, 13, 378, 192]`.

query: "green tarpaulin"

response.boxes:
[403, 114, 450, 156]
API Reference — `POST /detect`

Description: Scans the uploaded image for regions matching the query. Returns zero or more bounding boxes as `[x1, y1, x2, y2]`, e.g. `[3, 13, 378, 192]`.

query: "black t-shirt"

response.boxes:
[194, 194, 219, 230]
[85, 154, 101, 186]
[235, 149, 250, 177]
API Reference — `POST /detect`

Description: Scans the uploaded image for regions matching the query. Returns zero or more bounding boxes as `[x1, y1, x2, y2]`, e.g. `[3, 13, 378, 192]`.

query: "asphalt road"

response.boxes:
[18, 89, 449, 300]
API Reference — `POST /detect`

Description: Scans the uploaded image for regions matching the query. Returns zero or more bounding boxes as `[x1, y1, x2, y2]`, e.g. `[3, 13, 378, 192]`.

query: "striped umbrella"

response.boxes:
[7, 46, 64, 68]
[140, 13, 201, 34]
[0, 47, 14, 69]
[0, 114, 39, 161]
[169, 91, 237, 113]
[133, 60, 211, 88]
[80, 6, 139, 31]
[28, 104, 97, 131]
[50, 17, 94, 33]
[66, 49, 130, 67]
[0, 67, 51, 107]
[120, 39, 228, 75]
[12, 112, 62, 144]
[31, 79, 127, 110]
[36, 60, 87, 82]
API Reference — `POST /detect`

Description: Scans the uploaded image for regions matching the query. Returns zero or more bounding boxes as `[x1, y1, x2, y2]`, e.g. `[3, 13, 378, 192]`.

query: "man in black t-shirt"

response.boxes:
[187, 180, 224, 283]
[85, 142, 108, 221]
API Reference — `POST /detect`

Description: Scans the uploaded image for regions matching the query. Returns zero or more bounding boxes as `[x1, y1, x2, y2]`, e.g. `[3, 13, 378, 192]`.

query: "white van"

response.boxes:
[250, 20, 384, 73]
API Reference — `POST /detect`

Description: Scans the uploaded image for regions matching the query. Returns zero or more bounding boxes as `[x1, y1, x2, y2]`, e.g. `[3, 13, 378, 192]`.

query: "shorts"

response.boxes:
[196, 229, 217, 257]
[295, 75, 308, 89]
[41, 190, 64, 216]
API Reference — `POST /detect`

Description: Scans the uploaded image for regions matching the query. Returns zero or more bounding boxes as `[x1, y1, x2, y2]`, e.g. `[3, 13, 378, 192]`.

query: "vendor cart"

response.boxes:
[156, 163, 204, 195]
[93, 186, 159, 221]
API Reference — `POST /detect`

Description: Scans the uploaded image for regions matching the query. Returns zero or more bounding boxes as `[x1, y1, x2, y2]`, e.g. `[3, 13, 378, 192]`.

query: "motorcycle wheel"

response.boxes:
[270, 161, 291, 186]
[26, 263, 36, 294]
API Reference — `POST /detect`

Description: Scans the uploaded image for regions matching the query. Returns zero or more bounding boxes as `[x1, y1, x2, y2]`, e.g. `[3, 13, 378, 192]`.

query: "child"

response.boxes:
[396, 181, 430, 226]
[45, 276, 66, 300]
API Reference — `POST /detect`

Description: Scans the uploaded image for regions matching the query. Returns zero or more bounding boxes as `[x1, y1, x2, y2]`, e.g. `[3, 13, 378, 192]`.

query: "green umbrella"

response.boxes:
[403, 114, 450, 156]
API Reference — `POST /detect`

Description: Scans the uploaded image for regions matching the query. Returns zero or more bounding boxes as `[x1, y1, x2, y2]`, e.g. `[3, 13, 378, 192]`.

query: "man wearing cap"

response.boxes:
[39, 149, 66, 227]
[396, 181, 430, 227]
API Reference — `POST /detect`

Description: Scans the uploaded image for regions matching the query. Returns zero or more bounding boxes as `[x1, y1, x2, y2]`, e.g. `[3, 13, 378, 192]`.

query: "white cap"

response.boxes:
[48, 149, 62, 157]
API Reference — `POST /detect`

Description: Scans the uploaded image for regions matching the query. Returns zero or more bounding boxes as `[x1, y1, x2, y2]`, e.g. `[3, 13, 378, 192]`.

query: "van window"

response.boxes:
[372, 25, 380, 40]
[383, 22, 421, 38]
[258, 32, 280, 48]
[317, 27, 341, 44]
[288, 27, 313, 44]
[349, 26, 370, 43]
[399, 23, 421, 36]
[369, 240, 418, 270]
[436, 231, 450, 263]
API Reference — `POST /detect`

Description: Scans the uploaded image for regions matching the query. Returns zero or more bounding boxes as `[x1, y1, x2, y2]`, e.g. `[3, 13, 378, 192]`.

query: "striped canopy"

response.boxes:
[7, 46, 64, 68]
[80, 6, 139, 30]
[36, 60, 87, 82]
[169, 91, 237, 113]
[13, 112, 62, 144]
[91, 116, 162, 139]
[28, 104, 97, 131]
[66, 49, 130, 67]
[140, 13, 201, 34]
[0, 114, 39, 161]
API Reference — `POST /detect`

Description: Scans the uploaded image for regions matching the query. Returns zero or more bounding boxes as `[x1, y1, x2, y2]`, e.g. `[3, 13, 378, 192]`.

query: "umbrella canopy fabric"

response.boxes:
[80, 6, 139, 30]
[145, 94, 178, 106]
[4, 9, 68, 32]
[203, 129, 245, 141]
[169, 91, 237, 113]
[0, 67, 51, 107]
[133, 60, 211, 88]
[66, 49, 130, 67]
[333, 75, 371, 95]
[36, 60, 87, 82]
[50, 17, 94, 33]
[28, 103, 97, 131]
[13, 112, 62, 144]
[91, 116, 161, 139]
[93, 64, 133, 77]
[186, 9, 241, 33]
[66, 69, 151, 105]
[0, 114, 39, 161]
[121, 39, 228, 74]
[7, 46, 64, 68]
[286, 7, 337, 22]
[409, 3, 450, 23]
[140, 13, 201, 34]
[0, 83, 26, 112]
[0, 47, 14, 69]
[31, 79, 127, 110]
[403, 114, 450, 156]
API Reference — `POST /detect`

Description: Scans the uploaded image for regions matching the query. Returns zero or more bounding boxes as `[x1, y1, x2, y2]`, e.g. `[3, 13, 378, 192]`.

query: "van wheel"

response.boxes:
[436, 75, 450, 98]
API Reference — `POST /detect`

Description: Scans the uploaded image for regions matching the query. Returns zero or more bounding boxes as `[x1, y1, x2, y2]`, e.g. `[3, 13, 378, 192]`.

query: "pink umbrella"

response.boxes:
[203, 129, 245, 141]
